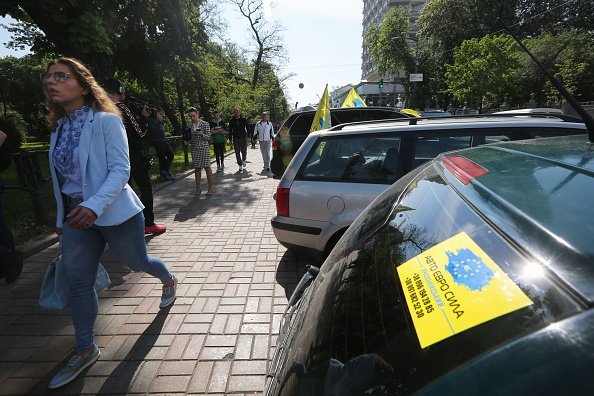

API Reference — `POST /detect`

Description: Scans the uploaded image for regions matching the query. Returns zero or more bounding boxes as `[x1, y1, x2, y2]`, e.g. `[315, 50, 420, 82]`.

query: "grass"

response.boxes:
[2, 142, 230, 246]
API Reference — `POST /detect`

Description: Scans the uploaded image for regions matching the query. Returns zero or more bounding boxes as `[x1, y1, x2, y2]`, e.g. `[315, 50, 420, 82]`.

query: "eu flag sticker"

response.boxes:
[445, 249, 494, 291]
[396, 232, 533, 348]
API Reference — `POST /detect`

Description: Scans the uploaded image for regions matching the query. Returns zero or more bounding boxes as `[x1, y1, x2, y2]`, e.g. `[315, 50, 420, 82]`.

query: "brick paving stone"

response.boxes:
[0, 152, 304, 394]
[205, 334, 237, 347]
[158, 360, 196, 376]
[200, 346, 235, 360]
[232, 360, 268, 375]
[181, 335, 206, 360]
[252, 335, 270, 360]
[234, 334, 253, 360]
[228, 375, 266, 393]
[149, 375, 191, 393]
[0, 378, 38, 395]
[187, 361, 213, 393]
[164, 334, 191, 360]
[207, 361, 231, 393]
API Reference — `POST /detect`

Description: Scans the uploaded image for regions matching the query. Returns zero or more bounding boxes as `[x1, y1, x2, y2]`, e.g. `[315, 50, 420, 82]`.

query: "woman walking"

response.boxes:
[187, 107, 214, 195]
[43, 57, 177, 390]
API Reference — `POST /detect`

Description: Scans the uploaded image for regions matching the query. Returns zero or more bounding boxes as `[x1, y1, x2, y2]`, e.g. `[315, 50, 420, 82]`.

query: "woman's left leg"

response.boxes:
[99, 212, 173, 284]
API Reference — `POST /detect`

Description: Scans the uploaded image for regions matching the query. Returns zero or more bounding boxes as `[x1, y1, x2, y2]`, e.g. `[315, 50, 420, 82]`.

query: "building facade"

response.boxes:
[362, 0, 426, 81]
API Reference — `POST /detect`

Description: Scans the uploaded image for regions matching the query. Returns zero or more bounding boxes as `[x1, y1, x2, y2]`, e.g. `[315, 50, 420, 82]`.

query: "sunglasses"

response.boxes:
[40, 72, 72, 83]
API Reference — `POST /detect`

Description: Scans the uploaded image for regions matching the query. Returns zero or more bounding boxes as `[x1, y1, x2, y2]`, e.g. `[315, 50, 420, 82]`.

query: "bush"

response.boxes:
[0, 115, 24, 152]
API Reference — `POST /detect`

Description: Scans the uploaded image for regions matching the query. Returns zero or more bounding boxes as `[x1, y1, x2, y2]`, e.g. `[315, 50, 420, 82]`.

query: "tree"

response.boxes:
[515, 29, 594, 105]
[418, 0, 519, 58]
[516, 0, 594, 37]
[227, 0, 286, 88]
[364, 6, 412, 77]
[445, 34, 521, 110]
[0, 55, 48, 135]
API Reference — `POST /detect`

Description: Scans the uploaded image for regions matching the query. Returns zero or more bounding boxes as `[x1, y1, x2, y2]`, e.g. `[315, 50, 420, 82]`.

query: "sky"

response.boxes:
[0, 1, 364, 107]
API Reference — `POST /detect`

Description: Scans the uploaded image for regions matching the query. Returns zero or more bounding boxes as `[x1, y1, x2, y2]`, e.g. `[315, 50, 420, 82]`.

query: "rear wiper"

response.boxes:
[285, 265, 320, 314]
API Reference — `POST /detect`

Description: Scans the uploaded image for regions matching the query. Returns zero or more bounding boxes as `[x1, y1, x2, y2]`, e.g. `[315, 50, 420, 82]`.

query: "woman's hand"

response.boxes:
[67, 205, 98, 229]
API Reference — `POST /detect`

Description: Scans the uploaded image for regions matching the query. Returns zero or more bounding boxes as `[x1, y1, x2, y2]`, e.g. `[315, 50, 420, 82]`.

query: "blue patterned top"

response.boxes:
[52, 106, 90, 198]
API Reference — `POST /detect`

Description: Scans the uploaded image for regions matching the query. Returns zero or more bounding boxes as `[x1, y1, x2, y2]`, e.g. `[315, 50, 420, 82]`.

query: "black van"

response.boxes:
[270, 107, 411, 178]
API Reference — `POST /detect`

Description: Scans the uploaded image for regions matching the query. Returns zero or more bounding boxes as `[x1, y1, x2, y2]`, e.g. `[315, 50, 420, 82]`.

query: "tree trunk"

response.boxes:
[188, 63, 210, 117]
[252, 46, 264, 88]
[175, 77, 187, 129]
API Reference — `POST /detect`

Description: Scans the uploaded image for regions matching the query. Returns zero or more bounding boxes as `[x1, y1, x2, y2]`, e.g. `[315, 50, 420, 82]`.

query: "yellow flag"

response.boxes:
[310, 85, 332, 132]
[340, 87, 367, 108]
[401, 108, 421, 117]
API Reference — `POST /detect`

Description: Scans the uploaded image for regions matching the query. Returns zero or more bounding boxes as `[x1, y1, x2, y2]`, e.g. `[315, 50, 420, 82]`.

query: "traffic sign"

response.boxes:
[410, 73, 424, 82]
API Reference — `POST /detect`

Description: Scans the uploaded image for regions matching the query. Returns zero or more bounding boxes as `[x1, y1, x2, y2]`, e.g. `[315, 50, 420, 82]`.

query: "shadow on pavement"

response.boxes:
[275, 250, 310, 300]
[94, 307, 170, 394]
[171, 170, 267, 223]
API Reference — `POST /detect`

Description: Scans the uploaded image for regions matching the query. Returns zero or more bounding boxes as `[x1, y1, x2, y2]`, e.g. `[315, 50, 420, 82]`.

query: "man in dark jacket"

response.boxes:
[142, 107, 175, 181]
[105, 78, 166, 235]
[228, 108, 249, 173]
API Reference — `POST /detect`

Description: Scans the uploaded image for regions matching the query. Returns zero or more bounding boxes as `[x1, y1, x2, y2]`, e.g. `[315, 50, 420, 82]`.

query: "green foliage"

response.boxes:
[418, 0, 518, 58]
[0, 115, 24, 152]
[364, 6, 412, 76]
[525, 30, 594, 105]
[445, 34, 521, 109]
[2, 0, 289, 143]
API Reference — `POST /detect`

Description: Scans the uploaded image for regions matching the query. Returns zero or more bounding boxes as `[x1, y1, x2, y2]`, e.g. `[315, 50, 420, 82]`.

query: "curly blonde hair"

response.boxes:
[44, 57, 121, 130]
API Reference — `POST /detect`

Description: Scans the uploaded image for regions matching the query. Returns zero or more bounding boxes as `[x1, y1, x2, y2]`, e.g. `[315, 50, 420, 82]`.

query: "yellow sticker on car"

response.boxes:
[397, 232, 533, 348]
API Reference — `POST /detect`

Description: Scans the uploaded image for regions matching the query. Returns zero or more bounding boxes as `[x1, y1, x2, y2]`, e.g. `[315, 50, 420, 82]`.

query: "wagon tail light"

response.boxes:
[276, 187, 290, 217]
[441, 155, 488, 185]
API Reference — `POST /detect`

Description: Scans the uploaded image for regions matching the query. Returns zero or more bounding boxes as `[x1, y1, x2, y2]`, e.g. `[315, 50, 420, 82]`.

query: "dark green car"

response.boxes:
[265, 134, 594, 395]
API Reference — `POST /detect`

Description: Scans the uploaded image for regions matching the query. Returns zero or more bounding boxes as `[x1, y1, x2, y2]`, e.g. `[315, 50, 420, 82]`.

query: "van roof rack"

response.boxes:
[327, 112, 584, 132]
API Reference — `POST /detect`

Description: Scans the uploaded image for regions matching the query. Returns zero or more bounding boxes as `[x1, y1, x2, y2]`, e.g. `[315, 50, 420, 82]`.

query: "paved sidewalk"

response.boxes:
[0, 149, 310, 395]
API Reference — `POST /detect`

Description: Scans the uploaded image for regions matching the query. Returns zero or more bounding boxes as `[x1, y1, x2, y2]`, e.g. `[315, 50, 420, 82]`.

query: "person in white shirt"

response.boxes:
[253, 112, 275, 172]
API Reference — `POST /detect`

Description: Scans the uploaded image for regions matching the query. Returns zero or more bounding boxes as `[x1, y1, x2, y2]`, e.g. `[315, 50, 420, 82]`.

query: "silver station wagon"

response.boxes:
[271, 114, 586, 262]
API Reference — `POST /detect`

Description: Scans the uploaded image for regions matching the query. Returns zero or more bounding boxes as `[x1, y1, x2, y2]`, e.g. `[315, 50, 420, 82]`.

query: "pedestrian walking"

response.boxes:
[228, 108, 249, 173]
[142, 107, 175, 181]
[105, 78, 167, 235]
[247, 116, 256, 149]
[187, 107, 214, 195]
[0, 129, 23, 284]
[42, 57, 177, 390]
[210, 110, 227, 172]
[254, 112, 276, 172]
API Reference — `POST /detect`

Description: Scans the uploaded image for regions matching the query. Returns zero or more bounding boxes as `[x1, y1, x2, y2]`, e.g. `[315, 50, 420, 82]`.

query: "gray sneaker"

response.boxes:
[160, 274, 178, 308]
[48, 345, 100, 389]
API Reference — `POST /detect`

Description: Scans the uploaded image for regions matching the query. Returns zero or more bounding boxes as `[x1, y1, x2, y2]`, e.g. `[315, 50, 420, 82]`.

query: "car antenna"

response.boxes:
[497, 17, 594, 143]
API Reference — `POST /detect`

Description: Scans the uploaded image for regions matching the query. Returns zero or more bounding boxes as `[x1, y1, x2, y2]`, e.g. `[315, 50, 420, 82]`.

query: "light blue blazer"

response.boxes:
[49, 109, 144, 228]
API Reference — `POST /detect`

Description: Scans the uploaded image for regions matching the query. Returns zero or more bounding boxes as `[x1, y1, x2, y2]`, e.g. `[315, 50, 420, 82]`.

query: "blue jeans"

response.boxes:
[62, 210, 172, 352]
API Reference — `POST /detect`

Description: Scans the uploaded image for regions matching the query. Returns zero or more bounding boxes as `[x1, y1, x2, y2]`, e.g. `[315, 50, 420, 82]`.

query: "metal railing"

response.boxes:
[2, 137, 189, 224]
[4, 150, 51, 223]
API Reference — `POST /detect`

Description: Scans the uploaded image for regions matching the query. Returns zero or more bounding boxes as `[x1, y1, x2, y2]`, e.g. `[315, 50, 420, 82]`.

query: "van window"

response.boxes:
[299, 135, 403, 183]
[413, 136, 472, 168]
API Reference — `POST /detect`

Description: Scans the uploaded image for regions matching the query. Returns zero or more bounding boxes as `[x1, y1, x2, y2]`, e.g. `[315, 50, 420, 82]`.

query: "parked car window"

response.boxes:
[414, 135, 472, 165]
[275, 166, 581, 395]
[288, 114, 316, 136]
[299, 135, 402, 183]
